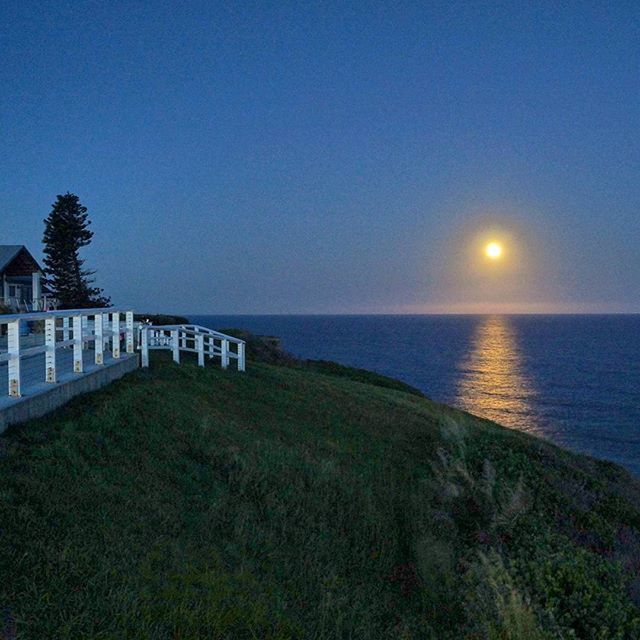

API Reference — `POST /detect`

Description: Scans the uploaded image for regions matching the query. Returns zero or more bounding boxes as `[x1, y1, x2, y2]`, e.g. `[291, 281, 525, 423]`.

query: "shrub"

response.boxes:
[518, 545, 640, 639]
[464, 552, 553, 640]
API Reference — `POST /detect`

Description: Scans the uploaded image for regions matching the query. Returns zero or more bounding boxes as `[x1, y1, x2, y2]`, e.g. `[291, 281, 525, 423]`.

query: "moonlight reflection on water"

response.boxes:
[455, 315, 539, 434]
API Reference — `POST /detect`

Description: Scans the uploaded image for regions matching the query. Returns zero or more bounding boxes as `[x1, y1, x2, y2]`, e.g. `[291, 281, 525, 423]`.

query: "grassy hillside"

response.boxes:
[2, 353, 640, 639]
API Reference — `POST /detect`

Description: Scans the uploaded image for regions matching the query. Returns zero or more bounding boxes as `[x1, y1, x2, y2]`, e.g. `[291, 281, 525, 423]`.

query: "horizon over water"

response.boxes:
[191, 314, 640, 474]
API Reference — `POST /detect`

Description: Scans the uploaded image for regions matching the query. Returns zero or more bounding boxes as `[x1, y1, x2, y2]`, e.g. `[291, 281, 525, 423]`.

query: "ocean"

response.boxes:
[190, 315, 640, 474]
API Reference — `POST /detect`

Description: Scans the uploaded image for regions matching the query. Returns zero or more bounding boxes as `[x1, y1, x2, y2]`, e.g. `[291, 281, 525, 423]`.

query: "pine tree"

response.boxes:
[42, 193, 111, 309]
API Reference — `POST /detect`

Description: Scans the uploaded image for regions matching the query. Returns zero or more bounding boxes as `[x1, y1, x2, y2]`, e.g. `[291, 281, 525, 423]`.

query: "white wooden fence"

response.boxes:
[140, 324, 245, 372]
[0, 308, 135, 398]
[0, 311, 246, 402]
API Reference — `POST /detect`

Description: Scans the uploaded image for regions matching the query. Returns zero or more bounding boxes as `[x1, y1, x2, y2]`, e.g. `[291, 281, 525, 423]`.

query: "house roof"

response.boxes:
[0, 245, 42, 275]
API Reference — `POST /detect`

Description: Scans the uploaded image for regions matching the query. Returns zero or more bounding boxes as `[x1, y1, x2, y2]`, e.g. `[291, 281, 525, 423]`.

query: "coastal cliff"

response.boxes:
[1, 342, 639, 638]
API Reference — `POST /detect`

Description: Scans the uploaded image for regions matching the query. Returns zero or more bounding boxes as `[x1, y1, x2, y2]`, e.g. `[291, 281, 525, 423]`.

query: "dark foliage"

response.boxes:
[133, 314, 190, 325]
[217, 328, 299, 365]
[42, 193, 110, 309]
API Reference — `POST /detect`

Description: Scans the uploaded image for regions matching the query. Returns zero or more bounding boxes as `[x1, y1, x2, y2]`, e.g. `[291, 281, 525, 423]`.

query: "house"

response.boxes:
[0, 245, 55, 312]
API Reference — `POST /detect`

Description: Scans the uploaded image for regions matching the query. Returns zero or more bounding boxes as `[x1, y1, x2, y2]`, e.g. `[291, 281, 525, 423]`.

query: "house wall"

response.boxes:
[0, 247, 45, 311]
[1, 273, 42, 310]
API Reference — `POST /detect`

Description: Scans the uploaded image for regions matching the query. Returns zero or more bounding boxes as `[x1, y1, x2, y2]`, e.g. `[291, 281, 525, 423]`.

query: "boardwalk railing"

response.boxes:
[0, 294, 58, 313]
[140, 324, 246, 372]
[0, 308, 135, 398]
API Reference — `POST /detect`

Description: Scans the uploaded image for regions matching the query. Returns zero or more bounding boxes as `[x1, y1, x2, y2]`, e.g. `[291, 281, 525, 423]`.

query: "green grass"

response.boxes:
[2, 353, 640, 638]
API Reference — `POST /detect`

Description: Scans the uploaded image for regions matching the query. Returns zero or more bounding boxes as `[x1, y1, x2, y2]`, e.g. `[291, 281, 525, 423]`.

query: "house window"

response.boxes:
[8, 285, 16, 297]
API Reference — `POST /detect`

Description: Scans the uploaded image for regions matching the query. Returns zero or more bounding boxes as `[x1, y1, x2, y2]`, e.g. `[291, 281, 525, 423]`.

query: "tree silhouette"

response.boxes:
[42, 192, 110, 309]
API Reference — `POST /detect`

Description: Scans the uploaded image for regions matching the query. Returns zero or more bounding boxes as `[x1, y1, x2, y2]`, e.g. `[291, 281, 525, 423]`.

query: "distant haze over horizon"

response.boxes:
[2, 2, 638, 314]
[184, 308, 640, 318]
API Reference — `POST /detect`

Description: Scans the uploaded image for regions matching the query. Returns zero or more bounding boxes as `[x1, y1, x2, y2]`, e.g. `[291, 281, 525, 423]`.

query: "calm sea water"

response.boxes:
[191, 315, 640, 474]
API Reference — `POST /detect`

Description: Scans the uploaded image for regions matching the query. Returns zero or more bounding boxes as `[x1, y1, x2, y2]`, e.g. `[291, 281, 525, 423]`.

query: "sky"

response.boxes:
[1, 1, 638, 314]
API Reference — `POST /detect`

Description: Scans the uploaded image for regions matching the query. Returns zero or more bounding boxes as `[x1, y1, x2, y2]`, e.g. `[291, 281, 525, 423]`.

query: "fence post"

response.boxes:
[95, 313, 104, 364]
[238, 342, 246, 372]
[125, 311, 134, 353]
[221, 339, 229, 369]
[62, 317, 70, 342]
[44, 316, 56, 383]
[111, 312, 120, 359]
[73, 315, 83, 373]
[172, 330, 180, 363]
[141, 326, 149, 367]
[7, 319, 21, 397]
[197, 333, 205, 367]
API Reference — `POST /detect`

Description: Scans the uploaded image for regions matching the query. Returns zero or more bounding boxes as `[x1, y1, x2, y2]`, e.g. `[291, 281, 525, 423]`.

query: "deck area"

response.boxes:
[0, 308, 139, 432]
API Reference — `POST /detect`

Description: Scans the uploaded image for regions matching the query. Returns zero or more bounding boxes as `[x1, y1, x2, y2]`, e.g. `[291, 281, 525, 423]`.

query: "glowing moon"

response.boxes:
[485, 242, 503, 259]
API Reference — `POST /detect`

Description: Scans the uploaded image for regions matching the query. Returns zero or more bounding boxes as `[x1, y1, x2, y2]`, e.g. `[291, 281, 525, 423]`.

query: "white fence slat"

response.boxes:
[238, 342, 246, 372]
[7, 320, 21, 397]
[125, 311, 134, 354]
[95, 313, 104, 365]
[141, 327, 149, 367]
[221, 339, 229, 369]
[45, 316, 56, 383]
[197, 334, 205, 367]
[172, 330, 180, 363]
[73, 315, 83, 373]
[111, 312, 120, 359]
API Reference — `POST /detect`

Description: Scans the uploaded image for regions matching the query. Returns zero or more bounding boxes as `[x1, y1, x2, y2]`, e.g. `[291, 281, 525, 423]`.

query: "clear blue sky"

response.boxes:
[1, 1, 638, 313]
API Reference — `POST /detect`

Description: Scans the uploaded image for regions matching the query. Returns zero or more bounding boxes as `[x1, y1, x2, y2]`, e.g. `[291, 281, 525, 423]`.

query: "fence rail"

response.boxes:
[140, 324, 245, 372]
[0, 308, 135, 398]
